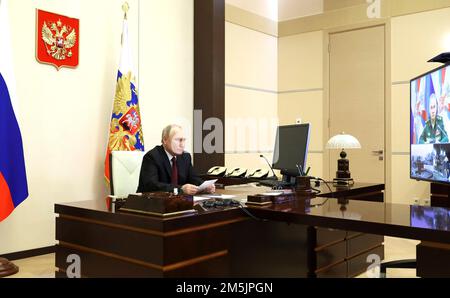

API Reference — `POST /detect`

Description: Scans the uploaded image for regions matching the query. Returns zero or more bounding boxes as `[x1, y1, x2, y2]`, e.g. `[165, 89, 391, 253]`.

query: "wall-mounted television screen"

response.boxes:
[411, 64, 450, 184]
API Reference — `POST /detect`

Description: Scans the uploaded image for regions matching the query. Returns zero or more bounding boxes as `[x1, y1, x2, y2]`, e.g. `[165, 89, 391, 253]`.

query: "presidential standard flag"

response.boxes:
[104, 17, 144, 184]
[0, 0, 29, 221]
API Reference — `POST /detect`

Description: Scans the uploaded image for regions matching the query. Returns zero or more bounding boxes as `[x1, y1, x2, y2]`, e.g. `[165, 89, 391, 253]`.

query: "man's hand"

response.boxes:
[181, 184, 199, 195]
[205, 184, 216, 194]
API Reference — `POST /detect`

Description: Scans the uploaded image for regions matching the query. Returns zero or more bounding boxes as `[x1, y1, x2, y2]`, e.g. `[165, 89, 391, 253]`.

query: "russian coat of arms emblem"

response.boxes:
[36, 9, 79, 70]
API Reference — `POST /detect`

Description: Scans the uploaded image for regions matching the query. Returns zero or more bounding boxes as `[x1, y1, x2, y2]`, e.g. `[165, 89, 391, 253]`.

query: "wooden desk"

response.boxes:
[54, 183, 380, 277]
[54, 183, 450, 277]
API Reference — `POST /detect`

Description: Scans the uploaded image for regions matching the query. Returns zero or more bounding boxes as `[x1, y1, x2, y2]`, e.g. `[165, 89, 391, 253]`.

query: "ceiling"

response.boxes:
[225, 0, 324, 22]
[226, 0, 278, 21]
[278, 0, 323, 21]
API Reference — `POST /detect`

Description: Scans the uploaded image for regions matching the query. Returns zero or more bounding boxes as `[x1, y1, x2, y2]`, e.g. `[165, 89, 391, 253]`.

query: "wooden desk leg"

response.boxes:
[417, 241, 450, 277]
[307, 226, 317, 278]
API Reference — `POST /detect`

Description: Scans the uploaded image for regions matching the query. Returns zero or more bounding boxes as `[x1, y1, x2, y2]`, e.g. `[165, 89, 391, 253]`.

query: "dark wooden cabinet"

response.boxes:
[55, 207, 242, 278]
[313, 228, 384, 277]
[308, 183, 384, 277]
[430, 182, 450, 207]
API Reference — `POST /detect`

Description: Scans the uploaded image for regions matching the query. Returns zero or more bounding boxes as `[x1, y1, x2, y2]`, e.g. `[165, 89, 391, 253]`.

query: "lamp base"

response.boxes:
[337, 157, 351, 179]
[333, 178, 354, 186]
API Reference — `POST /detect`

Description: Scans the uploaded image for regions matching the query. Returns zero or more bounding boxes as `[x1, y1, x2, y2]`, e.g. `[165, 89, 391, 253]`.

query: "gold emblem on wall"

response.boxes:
[36, 9, 79, 70]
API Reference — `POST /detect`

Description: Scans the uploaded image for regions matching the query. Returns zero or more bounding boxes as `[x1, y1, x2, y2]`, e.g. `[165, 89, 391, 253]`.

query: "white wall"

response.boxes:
[0, 0, 193, 254]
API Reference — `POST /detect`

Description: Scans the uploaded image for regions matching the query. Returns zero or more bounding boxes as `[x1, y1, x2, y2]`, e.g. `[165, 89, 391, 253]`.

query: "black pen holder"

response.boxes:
[295, 176, 313, 196]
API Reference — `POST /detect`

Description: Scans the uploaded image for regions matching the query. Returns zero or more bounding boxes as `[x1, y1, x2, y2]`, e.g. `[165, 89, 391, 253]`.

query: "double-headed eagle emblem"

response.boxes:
[41, 19, 76, 61]
[108, 72, 144, 152]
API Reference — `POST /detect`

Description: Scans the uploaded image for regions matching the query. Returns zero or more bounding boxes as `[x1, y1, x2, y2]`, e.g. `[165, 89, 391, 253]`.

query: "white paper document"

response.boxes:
[193, 194, 236, 203]
[203, 194, 236, 199]
[193, 196, 210, 203]
[197, 179, 218, 192]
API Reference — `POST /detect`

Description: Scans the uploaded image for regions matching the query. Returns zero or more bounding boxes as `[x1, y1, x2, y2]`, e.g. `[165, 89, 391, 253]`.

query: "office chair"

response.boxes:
[380, 259, 416, 278]
[110, 150, 145, 197]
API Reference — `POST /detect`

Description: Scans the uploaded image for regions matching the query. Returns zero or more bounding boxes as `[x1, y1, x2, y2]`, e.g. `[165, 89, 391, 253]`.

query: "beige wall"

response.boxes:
[277, 6, 450, 204]
[226, 22, 277, 90]
[389, 7, 450, 203]
[324, 0, 366, 11]
[278, 31, 323, 91]
[279, 0, 450, 37]
[139, 0, 193, 151]
[226, 4, 277, 37]
[0, 0, 193, 255]
[278, 31, 324, 179]
[225, 0, 277, 21]
[225, 21, 278, 173]
[278, 0, 323, 21]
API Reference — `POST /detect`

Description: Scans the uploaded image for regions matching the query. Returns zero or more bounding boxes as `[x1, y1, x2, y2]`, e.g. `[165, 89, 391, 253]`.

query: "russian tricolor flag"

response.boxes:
[0, 0, 29, 222]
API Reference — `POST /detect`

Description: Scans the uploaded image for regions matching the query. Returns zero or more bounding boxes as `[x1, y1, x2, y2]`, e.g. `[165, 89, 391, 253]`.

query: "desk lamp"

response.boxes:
[326, 132, 361, 186]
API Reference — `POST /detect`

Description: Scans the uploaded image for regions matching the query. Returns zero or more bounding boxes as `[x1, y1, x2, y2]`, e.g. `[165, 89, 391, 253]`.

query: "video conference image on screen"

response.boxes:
[411, 65, 450, 183]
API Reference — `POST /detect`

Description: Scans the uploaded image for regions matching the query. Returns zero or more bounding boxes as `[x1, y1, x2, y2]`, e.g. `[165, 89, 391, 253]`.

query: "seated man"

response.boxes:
[137, 124, 215, 195]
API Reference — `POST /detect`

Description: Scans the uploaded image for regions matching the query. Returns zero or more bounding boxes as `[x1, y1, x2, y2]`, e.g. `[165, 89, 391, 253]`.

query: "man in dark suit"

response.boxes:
[137, 124, 215, 195]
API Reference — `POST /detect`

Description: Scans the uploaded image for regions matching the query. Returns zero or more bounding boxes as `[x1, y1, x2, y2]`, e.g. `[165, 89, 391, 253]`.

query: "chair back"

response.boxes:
[110, 150, 145, 197]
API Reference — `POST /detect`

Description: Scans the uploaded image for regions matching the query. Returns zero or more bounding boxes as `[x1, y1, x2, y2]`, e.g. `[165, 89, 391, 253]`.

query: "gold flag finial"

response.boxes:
[122, 2, 130, 20]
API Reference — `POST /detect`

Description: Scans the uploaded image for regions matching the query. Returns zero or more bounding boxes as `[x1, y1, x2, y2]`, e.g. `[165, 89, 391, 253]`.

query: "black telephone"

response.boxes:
[226, 167, 247, 178]
[202, 198, 240, 209]
[247, 168, 269, 179]
[207, 166, 227, 176]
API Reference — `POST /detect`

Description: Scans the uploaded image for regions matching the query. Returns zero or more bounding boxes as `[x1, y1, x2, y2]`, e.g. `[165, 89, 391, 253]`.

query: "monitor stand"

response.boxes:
[333, 177, 355, 186]
[281, 174, 296, 186]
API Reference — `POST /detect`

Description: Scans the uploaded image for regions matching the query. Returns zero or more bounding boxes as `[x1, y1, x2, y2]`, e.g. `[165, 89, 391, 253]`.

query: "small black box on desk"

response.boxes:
[119, 192, 195, 216]
[247, 190, 296, 205]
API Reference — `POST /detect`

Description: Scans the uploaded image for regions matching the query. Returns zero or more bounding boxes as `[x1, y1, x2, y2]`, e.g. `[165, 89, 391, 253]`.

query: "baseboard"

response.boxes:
[0, 246, 55, 261]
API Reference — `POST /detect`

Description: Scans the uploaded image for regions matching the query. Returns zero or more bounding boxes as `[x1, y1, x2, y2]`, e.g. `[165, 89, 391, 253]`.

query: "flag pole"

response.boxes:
[0, 257, 19, 277]
[122, 1, 129, 20]
[121, 2, 129, 46]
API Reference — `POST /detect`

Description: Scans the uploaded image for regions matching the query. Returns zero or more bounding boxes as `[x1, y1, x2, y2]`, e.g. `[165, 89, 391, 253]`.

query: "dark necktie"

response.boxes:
[171, 156, 178, 186]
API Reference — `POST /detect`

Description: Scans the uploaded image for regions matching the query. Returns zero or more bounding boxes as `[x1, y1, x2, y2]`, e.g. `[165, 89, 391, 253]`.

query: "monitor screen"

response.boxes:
[411, 64, 450, 184]
[272, 123, 310, 177]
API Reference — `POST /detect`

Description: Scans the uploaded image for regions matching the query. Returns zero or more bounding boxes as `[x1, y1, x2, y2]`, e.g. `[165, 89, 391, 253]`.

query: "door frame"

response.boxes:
[323, 19, 392, 201]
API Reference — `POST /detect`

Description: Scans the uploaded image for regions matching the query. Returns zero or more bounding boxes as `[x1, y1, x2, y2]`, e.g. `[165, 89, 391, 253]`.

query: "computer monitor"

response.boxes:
[272, 123, 311, 183]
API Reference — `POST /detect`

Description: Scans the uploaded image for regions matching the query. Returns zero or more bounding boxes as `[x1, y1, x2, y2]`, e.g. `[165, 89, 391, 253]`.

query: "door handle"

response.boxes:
[372, 150, 384, 161]
[371, 150, 384, 155]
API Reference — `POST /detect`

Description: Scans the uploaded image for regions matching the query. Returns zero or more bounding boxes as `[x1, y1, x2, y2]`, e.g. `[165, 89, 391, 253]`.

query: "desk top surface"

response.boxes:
[55, 182, 450, 243]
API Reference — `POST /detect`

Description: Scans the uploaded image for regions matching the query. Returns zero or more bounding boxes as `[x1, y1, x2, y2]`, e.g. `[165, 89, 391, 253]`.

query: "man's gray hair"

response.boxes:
[430, 93, 438, 107]
[161, 124, 182, 142]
